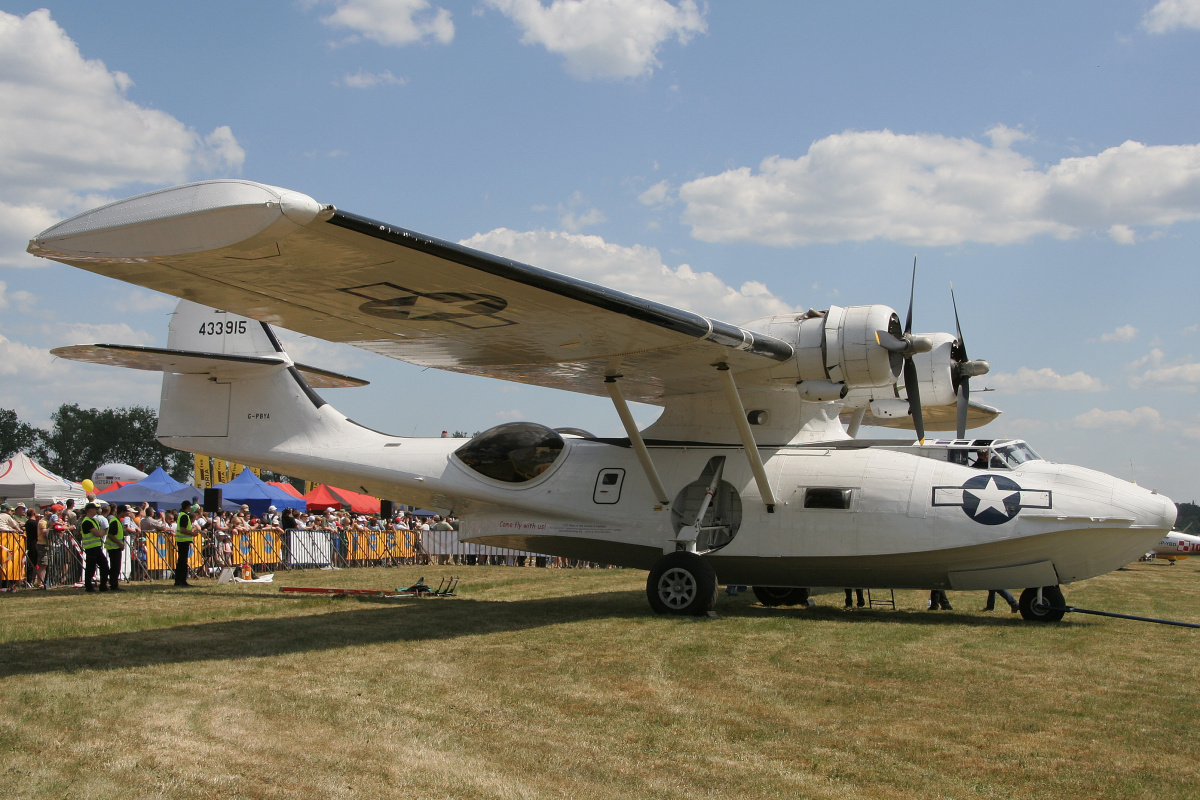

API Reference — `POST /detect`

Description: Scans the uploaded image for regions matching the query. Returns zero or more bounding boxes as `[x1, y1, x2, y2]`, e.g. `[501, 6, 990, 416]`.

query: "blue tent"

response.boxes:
[101, 467, 203, 510]
[214, 468, 304, 516]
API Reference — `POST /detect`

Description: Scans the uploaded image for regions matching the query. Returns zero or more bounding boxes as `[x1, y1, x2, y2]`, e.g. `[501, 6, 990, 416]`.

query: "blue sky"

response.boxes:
[1, 1, 1199, 502]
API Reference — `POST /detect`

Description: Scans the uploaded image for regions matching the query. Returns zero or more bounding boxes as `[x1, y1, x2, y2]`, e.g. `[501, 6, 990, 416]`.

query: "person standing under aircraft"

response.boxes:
[928, 589, 952, 610]
[984, 589, 1019, 612]
[80, 503, 109, 592]
[174, 501, 194, 587]
[844, 588, 865, 608]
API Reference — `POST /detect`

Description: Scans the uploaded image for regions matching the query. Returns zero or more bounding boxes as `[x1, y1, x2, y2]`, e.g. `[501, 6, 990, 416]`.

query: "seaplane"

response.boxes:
[28, 179, 1177, 621]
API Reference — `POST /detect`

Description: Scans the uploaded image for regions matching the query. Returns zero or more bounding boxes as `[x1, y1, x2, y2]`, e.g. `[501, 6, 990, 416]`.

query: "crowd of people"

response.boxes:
[0, 497, 608, 590]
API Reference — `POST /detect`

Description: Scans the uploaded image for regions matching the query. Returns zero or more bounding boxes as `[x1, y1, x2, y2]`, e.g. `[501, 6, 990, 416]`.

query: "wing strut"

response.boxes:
[717, 364, 777, 512]
[604, 377, 670, 505]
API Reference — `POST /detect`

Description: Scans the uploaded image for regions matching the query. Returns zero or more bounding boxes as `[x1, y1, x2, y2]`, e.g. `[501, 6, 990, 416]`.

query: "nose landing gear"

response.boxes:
[751, 586, 810, 606]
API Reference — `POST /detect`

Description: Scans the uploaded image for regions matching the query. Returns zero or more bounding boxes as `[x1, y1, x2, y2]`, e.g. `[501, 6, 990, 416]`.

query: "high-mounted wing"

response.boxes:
[29, 180, 792, 405]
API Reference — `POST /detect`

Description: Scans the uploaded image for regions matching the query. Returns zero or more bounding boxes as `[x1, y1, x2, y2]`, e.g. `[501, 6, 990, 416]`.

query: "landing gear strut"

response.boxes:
[1018, 585, 1065, 622]
[647, 552, 718, 616]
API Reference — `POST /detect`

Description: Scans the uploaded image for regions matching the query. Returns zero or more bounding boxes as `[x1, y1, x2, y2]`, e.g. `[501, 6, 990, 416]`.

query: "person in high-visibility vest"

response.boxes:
[174, 500, 195, 587]
[103, 504, 127, 592]
[80, 503, 109, 592]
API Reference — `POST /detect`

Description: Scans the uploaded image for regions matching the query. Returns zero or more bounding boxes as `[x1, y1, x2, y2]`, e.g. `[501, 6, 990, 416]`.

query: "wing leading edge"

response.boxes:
[29, 180, 791, 405]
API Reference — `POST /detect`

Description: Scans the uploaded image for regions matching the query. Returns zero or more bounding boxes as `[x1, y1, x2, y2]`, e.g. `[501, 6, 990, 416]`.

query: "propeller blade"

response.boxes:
[903, 356, 925, 443]
[950, 282, 967, 361]
[905, 255, 917, 335]
[956, 380, 969, 439]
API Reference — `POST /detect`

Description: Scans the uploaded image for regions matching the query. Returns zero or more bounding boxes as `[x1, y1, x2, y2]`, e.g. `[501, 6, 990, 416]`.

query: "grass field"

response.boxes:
[2, 559, 1199, 800]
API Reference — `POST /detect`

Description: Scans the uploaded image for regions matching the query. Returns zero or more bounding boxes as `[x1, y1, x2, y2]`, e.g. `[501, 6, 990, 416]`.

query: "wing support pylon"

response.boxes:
[717, 364, 777, 512]
[603, 376, 670, 506]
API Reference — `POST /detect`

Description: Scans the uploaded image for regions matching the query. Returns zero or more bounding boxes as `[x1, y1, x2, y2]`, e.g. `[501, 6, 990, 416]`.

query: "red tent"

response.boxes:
[97, 480, 132, 494]
[302, 484, 381, 514]
[267, 481, 303, 498]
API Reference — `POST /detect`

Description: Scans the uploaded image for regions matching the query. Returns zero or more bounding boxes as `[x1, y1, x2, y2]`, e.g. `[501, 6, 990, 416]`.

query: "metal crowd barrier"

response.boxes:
[1, 527, 609, 588]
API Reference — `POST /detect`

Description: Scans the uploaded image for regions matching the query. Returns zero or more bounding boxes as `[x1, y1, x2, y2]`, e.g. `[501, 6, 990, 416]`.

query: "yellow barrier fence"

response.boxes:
[145, 530, 202, 572]
[0, 530, 26, 581]
[231, 529, 285, 569]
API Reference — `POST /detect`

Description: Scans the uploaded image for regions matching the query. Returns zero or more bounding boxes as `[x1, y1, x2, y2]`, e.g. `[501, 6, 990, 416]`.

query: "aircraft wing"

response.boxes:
[29, 180, 792, 405]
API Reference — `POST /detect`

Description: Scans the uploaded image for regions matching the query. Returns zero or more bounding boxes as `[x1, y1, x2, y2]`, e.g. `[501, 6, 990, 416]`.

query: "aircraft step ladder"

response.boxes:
[866, 589, 895, 610]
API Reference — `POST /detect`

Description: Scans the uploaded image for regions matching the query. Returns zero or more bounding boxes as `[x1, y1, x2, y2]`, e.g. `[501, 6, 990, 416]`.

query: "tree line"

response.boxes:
[0, 405, 192, 482]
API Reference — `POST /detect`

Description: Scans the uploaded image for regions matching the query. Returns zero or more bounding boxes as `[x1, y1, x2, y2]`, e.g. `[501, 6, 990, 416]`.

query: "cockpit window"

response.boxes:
[454, 423, 565, 483]
[994, 442, 1041, 469]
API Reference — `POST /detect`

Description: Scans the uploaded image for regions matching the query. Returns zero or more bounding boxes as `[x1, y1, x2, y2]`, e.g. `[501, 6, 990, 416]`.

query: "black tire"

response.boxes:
[1018, 585, 1065, 622]
[646, 552, 719, 616]
[751, 586, 810, 607]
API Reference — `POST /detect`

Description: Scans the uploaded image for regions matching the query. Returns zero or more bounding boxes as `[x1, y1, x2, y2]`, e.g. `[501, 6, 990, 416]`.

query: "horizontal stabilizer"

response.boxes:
[50, 344, 369, 389]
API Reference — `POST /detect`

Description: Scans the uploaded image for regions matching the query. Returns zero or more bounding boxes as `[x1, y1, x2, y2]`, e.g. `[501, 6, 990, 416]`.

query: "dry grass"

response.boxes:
[2, 559, 1199, 799]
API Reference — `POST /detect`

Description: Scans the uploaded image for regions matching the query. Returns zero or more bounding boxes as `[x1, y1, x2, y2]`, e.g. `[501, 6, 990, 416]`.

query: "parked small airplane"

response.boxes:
[1148, 531, 1200, 563]
[29, 180, 1176, 621]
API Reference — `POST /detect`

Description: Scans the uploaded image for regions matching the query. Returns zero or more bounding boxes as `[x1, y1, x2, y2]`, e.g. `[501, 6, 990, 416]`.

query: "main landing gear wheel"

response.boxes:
[751, 586, 810, 607]
[647, 552, 718, 616]
[1018, 585, 1066, 622]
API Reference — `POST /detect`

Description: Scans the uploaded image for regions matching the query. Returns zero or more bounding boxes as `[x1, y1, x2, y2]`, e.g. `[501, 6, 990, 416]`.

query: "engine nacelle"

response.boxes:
[843, 332, 960, 410]
[744, 305, 901, 390]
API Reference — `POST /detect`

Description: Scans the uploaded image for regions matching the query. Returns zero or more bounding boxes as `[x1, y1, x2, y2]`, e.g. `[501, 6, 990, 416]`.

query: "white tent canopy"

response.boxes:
[0, 453, 87, 506]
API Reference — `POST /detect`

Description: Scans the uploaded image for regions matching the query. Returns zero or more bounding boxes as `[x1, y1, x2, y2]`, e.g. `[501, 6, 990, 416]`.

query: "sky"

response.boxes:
[1, 1, 1199, 502]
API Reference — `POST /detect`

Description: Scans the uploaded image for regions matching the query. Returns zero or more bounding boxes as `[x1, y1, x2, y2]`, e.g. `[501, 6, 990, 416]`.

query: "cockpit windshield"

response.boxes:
[993, 441, 1041, 468]
[920, 438, 1043, 470]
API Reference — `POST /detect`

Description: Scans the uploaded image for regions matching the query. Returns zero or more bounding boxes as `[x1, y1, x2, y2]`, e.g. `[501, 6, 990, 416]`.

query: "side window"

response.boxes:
[593, 469, 625, 504]
[803, 488, 852, 510]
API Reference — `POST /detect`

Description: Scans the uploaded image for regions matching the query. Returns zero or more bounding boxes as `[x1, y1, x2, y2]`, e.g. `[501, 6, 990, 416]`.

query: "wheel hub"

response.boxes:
[658, 567, 697, 608]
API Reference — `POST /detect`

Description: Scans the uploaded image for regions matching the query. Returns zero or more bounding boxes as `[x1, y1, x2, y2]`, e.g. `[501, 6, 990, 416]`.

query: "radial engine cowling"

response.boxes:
[744, 305, 902, 390]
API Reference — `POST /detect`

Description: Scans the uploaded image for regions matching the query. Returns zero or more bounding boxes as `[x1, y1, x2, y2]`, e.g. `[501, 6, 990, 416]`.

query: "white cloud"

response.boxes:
[320, 0, 454, 46]
[458, 228, 796, 323]
[1142, 0, 1200, 33]
[1098, 324, 1138, 343]
[557, 191, 606, 232]
[1073, 406, 1166, 432]
[989, 366, 1106, 393]
[484, 0, 706, 80]
[0, 9, 244, 265]
[678, 128, 1200, 247]
[1129, 355, 1200, 391]
[638, 180, 673, 206]
[39, 322, 156, 350]
[1108, 223, 1137, 244]
[338, 69, 409, 88]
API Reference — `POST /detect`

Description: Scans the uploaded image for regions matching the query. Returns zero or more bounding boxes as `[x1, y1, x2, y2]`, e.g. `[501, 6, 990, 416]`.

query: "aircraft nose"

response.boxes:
[1153, 493, 1178, 531]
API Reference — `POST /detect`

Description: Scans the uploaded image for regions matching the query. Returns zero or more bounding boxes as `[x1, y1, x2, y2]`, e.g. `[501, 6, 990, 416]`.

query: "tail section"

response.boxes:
[53, 300, 369, 466]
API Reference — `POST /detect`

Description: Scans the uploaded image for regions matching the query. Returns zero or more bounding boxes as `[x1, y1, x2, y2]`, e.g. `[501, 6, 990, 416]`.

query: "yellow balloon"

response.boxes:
[81, 479, 95, 492]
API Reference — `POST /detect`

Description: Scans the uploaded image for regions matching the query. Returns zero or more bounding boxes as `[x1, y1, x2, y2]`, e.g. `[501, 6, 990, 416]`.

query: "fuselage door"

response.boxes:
[594, 468, 625, 504]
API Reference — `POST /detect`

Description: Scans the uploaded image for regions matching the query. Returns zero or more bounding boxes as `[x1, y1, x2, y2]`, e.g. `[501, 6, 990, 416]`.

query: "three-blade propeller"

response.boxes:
[875, 262, 990, 441]
[875, 257, 933, 442]
[949, 282, 990, 438]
